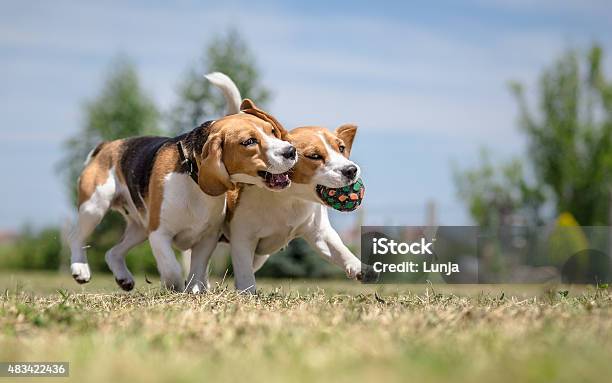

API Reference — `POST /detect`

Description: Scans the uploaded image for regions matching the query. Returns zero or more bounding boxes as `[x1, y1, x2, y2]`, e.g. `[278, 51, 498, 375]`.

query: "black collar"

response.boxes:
[176, 141, 198, 183]
[175, 120, 215, 184]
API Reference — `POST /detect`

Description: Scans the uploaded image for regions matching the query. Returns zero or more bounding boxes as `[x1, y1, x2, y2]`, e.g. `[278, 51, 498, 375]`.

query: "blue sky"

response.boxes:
[1, 0, 611, 230]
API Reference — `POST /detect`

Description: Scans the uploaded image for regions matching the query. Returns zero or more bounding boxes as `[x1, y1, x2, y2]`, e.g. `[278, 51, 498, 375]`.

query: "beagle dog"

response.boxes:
[205, 75, 376, 294]
[69, 74, 297, 292]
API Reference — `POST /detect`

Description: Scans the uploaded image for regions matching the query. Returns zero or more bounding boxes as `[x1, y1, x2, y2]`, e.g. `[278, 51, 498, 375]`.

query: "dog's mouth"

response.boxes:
[258, 170, 291, 190]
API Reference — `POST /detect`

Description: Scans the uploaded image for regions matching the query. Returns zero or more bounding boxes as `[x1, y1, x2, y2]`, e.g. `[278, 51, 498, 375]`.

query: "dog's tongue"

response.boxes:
[270, 173, 286, 183]
[267, 172, 290, 188]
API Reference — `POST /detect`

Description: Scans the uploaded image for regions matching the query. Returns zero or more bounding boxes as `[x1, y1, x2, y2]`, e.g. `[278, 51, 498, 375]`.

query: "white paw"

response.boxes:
[186, 280, 210, 294]
[71, 262, 91, 284]
[345, 262, 362, 279]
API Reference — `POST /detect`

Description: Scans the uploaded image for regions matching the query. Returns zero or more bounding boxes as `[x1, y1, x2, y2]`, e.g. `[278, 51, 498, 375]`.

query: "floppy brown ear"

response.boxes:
[335, 124, 358, 157]
[240, 98, 257, 111]
[240, 99, 289, 139]
[197, 133, 234, 196]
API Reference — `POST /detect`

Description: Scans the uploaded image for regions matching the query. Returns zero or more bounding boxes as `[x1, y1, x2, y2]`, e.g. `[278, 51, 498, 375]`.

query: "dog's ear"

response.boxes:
[240, 99, 257, 111]
[240, 99, 288, 139]
[335, 124, 358, 157]
[197, 133, 234, 196]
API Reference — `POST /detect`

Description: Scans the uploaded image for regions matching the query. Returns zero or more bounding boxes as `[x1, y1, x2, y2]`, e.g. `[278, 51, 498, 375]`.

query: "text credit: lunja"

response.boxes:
[370, 237, 460, 276]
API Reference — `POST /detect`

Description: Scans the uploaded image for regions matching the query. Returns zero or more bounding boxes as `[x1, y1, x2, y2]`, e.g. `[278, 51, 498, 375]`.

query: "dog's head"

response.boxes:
[197, 99, 297, 196]
[288, 124, 360, 189]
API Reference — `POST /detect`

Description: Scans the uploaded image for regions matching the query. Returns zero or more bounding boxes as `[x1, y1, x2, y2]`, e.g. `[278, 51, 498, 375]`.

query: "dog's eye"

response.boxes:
[241, 138, 258, 146]
[306, 153, 323, 160]
[339, 145, 346, 153]
[271, 128, 277, 136]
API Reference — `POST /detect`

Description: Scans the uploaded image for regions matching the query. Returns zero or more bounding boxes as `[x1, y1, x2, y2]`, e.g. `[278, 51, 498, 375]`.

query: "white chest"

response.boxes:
[231, 186, 315, 254]
[160, 172, 225, 249]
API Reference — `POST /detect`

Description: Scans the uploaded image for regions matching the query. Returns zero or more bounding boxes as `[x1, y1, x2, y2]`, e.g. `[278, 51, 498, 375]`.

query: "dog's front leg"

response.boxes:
[303, 228, 363, 279]
[185, 234, 220, 293]
[230, 238, 257, 294]
[302, 208, 377, 282]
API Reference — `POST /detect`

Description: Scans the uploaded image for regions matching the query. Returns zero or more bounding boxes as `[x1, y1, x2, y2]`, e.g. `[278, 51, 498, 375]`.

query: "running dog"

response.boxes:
[69, 74, 297, 291]
[200, 74, 376, 293]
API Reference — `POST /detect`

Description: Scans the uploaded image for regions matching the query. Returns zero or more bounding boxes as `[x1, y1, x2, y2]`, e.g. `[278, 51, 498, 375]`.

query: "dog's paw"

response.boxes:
[186, 280, 210, 294]
[235, 284, 257, 295]
[345, 262, 363, 280]
[115, 277, 135, 291]
[356, 265, 380, 283]
[346, 263, 380, 283]
[71, 262, 91, 284]
[160, 273, 185, 292]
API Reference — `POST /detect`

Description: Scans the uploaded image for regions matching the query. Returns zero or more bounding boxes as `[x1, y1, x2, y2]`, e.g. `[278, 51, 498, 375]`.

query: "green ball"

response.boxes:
[315, 178, 365, 212]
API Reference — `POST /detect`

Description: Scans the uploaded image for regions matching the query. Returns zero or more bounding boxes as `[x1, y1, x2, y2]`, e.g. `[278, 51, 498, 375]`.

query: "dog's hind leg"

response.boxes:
[105, 219, 147, 291]
[69, 168, 117, 284]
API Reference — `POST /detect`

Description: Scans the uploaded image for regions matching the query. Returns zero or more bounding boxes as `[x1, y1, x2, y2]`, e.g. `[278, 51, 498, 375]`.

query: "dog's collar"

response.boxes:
[177, 141, 198, 183]
[176, 120, 216, 184]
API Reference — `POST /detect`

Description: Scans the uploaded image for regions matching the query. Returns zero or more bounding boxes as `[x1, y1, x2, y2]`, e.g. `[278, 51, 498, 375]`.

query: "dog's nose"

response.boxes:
[282, 146, 297, 160]
[341, 165, 358, 180]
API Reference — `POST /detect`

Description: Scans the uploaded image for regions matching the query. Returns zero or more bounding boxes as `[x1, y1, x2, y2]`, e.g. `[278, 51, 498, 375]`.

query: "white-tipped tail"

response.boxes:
[205, 72, 242, 115]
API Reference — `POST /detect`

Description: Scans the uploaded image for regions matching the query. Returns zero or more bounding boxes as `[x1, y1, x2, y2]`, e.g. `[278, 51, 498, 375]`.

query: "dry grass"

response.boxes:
[1, 271, 612, 383]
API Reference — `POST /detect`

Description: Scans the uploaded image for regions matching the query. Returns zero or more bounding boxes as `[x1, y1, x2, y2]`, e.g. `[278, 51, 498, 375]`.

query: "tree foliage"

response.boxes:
[456, 44, 612, 226]
[169, 29, 271, 134]
[510, 44, 612, 225]
[454, 151, 544, 227]
[58, 57, 160, 202]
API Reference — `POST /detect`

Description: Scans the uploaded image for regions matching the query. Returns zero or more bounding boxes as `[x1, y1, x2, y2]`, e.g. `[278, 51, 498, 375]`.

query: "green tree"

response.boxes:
[57, 56, 161, 273]
[511, 44, 612, 225]
[456, 44, 612, 226]
[453, 151, 544, 227]
[169, 29, 271, 134]
[59, 57, 161, 201]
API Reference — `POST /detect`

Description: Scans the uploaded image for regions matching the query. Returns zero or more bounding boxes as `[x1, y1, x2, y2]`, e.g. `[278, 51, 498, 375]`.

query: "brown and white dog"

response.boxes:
[204, 75, 376, 294]
[69, 73, 297, 292]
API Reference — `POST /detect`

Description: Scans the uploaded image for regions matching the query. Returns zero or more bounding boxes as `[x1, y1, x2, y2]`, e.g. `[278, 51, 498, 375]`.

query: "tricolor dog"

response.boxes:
[202, 75, 377, 294]
[69, 74, 297, 292]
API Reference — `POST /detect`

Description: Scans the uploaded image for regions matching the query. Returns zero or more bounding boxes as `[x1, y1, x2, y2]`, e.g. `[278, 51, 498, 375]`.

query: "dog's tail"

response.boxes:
[205, 72, 242, 115]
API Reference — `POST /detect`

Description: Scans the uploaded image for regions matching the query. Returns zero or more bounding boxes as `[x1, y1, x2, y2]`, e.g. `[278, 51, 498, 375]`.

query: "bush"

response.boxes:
[256, 239, 343, 279]
[0, 218, 160, 276]
[0, 227, 62, 270]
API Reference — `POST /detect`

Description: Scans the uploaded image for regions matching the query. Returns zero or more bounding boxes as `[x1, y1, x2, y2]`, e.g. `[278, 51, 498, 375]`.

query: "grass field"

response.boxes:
[1, 271, 612, 383]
